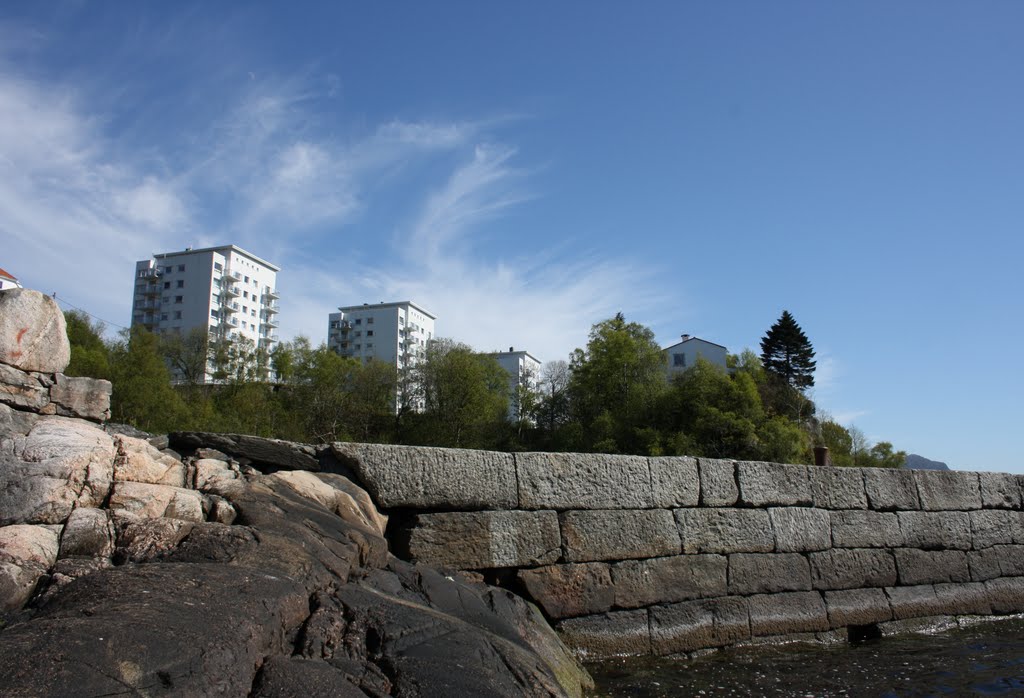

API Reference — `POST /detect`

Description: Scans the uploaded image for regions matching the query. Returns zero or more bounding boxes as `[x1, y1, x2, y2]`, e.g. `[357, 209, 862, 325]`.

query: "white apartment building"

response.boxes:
[490, 347, 542, 421]
[327, 301, 435, 369]
[130, 245, 280, 380]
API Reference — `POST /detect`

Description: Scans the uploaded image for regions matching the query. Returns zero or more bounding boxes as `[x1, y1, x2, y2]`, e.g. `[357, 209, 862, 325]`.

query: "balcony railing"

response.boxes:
[262, 287, 280, 300]
[263, 300, 279, 314]
[223, 269, 243, 282]
[220, 282, 239, 297]
[262, 317, 279, 329]
[139, 267, 162, 280]
[142, 284, 161, 297]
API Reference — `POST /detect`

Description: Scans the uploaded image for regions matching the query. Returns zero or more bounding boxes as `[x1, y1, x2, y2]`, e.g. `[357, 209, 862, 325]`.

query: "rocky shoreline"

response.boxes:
[0, 289, 591, 697]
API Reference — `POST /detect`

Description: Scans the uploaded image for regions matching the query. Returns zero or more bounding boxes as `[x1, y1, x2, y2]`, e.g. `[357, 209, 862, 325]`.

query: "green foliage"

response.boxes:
[160, 327, 210, 384]
[108, 326, 190, 433]
[63, 311, 111, 379]
[411, 339, 509, 448]
[760, 310, 816, 392]
[568, 312, 666, 451]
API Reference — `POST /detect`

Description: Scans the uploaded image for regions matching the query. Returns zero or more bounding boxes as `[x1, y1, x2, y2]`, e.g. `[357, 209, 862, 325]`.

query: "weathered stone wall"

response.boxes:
[333, 443, 1024, 657]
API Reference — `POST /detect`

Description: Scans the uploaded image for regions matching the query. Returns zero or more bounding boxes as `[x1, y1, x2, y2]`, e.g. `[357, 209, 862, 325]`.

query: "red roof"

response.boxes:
[0, 267, 16, 282]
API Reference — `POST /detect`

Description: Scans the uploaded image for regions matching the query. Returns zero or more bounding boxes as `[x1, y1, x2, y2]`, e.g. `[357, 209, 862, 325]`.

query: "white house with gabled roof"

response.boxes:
[664, 334, 727, 377]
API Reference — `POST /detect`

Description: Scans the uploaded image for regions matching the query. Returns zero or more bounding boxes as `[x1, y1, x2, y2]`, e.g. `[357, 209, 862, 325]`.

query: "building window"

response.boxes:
[163, 281, 170, 289]
[244, 276, 249, 283]
[355, 344, 361, 350]
[367, 317, 374, 324]
[178, 265, 185, 272]
[673, 353, 686, 367]
[160, 313, 168, 321]
[366, 330, 373, 337]
[211, 310, 218, 318]
[214, 262, 223, 271]
[175, 296, 183, 304]
[243, 291, 249, 299]
[165, 266, 173, 274]
[176, 280, 184, 288]
[174, 311, 182, 320]
[355, 318, 362, 325]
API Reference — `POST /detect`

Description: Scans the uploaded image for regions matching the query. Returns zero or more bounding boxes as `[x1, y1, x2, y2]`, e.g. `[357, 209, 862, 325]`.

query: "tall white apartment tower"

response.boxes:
[490, 348, 542, 421]
[130, 245, 281, 380]
[327, 301, 435, 371]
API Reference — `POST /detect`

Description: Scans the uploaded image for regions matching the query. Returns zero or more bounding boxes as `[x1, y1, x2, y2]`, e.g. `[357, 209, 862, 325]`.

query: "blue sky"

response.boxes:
[2, 3, 1022, 472]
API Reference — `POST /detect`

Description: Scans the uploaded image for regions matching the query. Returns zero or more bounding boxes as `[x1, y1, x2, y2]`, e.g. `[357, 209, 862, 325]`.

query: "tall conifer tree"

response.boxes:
[759, 310, 816, 391]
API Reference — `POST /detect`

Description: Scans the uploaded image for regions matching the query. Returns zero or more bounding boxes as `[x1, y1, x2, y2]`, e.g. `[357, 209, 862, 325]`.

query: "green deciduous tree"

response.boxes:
[568, 313, 666, 451]
[63, 311, 111, 379]
[413, 339, 509, 448]
[760, 310, 816, 392]
[108, 326, 190, 433]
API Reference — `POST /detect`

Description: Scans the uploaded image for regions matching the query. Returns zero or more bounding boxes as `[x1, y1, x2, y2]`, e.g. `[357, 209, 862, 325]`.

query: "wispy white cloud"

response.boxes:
[0, 29, 667, 356]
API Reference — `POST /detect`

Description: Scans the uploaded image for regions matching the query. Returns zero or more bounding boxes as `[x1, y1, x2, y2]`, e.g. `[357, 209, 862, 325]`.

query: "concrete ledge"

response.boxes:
[728, 553, 811, 595]
[518, 563, 613, 619]
[676, 508, 773, 554]
[556, 609, 651, 657]
[808, 548, 897, 590]
[915, 470, 982, 511]
[770, 507, 831, 552]
[897, 511, 971, 551]
[737, 462, 812, 507]
[979, 472, 1023, 509]
[830, 510, 903, 548]
[894, 549, 970, 585]
[809, 468, 867, 510]
[405, 510, 560, 569]
[748, 591, 829, 636]
[561, 509, 679, 562]
[649, 456, 699, 508]
[823, 588, 893, 628]
[886, 584, 946, 620]
[863, 469, 920, 511]
[697, 459, 738, 506]
[611, 555, 727, 608]
[333, 443, 516, 509]
[649, 597, 750, 654]
[516, 452, 651, 510]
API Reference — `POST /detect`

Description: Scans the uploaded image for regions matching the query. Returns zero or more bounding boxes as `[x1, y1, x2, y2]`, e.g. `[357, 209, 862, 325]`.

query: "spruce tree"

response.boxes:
[759, 310, 816, 391]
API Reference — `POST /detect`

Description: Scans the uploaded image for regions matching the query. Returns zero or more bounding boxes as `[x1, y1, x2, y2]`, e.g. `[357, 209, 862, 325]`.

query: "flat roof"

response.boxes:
[490, 350, 542, 364]
[337, 300, 436, 319]
[153, 245, 280, 272]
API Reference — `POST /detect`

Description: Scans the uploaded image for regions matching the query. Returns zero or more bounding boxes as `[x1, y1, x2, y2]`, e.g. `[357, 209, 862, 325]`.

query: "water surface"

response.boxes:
[588, 617, 1024, 697]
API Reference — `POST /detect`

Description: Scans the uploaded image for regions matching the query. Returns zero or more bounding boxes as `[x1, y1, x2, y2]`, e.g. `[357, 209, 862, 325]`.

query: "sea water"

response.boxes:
[588, 616, 1024, 697]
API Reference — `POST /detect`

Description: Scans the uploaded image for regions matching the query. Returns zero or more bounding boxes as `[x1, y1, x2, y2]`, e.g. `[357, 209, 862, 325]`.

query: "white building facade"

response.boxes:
[491, 348, 542, 421]
[327, 301, 435, 371]
[664, 334, 728, 377]
[0, 267, 21, 291]
[130, 245, 280, 380]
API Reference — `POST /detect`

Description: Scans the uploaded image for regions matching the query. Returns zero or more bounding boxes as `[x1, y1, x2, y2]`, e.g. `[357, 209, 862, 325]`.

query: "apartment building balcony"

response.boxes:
[220, 282, 240, 298]
[259, 334, 279, 347]
[261, 317, 279, 330]
[139, 267, 162, 280]
[140, 314, 159, 329]
[223, 269, 243, 282]
[139, 300, 161, 312]
[141, 284, 161, 297]
[221, 302, 238, 315]
[262, 287, 280, 301]
[263, 300, 279, 314]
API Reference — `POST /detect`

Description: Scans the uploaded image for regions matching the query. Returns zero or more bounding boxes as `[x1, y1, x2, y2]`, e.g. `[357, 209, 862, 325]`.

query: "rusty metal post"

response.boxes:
[813, 446, 831, 466]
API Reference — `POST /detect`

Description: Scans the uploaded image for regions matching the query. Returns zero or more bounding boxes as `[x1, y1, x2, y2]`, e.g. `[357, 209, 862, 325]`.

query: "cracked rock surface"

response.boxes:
[0, 427, 590, 696]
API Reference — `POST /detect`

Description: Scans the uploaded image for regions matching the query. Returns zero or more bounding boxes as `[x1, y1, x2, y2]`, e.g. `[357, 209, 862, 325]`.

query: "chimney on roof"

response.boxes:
[681, 334, 691, 341]
[509, 346, 514, 352]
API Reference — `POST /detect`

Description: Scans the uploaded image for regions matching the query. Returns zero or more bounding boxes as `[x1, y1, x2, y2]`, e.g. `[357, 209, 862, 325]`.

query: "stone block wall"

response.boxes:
[333, 443, 1024, 657]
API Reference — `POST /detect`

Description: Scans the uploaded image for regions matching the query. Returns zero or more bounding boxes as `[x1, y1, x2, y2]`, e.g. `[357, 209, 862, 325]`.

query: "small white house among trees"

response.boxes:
[663, 334, 727, 377]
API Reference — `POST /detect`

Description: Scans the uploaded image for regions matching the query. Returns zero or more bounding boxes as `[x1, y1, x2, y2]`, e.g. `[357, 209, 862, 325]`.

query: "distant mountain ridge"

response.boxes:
[903, 453, 950, 471]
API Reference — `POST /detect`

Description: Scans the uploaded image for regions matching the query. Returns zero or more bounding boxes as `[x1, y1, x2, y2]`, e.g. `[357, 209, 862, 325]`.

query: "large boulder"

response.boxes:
[0, 289, 70, 373]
